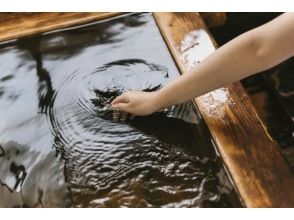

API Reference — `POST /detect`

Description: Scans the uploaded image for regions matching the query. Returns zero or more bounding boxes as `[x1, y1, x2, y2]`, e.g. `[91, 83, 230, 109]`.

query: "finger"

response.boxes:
[120, 112, 128, 122]
[112, 103, 130, 113]
[111, 94, 129, 105]
[112, 110, 120, 122]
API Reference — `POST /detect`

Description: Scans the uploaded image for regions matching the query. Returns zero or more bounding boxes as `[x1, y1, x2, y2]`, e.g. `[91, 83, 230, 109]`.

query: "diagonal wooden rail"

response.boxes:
[153, 12, 294, 207]
[0, 12, 293, 207]
[0, 12, 121, 43]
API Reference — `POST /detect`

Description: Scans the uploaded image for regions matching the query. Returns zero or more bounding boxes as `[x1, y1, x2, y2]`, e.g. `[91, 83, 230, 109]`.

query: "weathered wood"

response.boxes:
[154, 12, 294, 208]
[200, 13, 227, 27]
[0, 12, 121, 42]
[0, 12, 293, 207]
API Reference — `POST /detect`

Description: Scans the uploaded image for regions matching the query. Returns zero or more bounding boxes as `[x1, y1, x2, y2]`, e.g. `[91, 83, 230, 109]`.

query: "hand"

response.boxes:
[111, 90, 161, 116]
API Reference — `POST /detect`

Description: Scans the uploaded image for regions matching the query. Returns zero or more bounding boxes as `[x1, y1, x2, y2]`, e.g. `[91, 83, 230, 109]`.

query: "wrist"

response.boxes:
[151, 90, 164, 112]
[152, 89, 173, 111]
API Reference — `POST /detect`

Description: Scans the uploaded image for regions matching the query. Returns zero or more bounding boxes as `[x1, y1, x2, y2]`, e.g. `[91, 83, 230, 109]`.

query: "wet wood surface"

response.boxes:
[0, 12, 293, 207]
[0, 12, 121, 42]
[154, 12, 294, 207]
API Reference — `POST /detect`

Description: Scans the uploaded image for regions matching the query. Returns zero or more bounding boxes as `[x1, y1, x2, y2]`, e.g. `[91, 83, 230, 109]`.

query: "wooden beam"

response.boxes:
[200, 13, 227, 28]
[154, 12, 294, 207]
[0, 12, 121, 43]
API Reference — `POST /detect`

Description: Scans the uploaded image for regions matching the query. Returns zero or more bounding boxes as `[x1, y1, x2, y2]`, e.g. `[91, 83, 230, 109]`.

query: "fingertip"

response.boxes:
[111, 99, 117, 105]
[111, 103, 119, 110]
[111, 94, 129, 105]
[111, 97, 120, 105]
[112, 103, 126, 112]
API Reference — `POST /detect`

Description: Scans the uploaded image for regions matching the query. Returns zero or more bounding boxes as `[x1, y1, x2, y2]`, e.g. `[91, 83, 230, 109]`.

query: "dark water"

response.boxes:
[0, 13, 237, 207]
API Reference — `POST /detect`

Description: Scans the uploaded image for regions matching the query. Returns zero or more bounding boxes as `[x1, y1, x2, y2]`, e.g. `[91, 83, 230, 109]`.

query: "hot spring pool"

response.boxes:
[0, 13, 238, 207]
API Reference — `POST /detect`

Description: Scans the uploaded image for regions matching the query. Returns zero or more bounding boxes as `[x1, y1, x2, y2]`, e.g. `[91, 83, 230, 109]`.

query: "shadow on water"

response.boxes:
[16, 40, 56, 114]
[0, 13, 238, 207]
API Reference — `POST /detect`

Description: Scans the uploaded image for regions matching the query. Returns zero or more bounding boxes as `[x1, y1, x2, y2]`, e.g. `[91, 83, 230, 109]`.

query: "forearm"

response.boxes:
[111, 13, 294, 116]
[155, 13, 294, 109]
[155, 31, 266, 109]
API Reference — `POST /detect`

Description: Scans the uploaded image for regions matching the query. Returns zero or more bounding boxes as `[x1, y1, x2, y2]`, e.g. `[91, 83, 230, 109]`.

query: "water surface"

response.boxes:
[0, 13, 236, 207]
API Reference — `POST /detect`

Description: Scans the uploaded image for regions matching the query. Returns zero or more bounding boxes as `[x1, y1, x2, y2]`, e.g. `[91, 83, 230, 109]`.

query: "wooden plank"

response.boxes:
[200, 13, 227, 28]
[154, 12, 294, 207]
[0, 12, 121, 43]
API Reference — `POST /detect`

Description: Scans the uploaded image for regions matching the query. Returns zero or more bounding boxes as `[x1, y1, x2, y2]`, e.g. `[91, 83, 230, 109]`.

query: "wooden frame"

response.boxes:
[0, 12, 121, 42]
[153, 12, 294, 207]
[0, 12, 293, 207]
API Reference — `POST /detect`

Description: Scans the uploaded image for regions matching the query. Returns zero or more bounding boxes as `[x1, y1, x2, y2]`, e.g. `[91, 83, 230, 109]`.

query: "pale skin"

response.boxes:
[111, 13, 294, 116]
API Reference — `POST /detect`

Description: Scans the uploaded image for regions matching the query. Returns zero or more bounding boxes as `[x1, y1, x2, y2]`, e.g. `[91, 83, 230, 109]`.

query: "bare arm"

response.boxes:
[112, 13, 294, 116]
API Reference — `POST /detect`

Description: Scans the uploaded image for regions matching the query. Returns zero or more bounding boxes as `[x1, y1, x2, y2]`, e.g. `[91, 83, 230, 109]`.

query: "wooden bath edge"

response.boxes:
[0, 12, 293, 207]
[153, 12, 294, 208]
[0, 12, 122, 43]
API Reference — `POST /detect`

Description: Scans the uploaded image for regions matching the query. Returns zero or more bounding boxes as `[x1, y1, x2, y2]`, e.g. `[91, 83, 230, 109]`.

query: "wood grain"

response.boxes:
[0, 12, 121, 42]
[0, 12, 293, 207]
[200, 13, 227, 27]
[154, 12, 294, 207]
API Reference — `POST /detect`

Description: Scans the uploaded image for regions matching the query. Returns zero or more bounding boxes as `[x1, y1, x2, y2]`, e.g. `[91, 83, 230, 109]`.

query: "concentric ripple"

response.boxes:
[0, 13, 236, 207]
[48, 58, 231, 207]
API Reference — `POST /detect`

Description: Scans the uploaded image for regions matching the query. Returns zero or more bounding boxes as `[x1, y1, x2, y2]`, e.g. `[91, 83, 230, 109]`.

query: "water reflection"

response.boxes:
[0, 13, 235, 207]
[0, 142, 70, 207]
